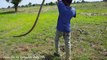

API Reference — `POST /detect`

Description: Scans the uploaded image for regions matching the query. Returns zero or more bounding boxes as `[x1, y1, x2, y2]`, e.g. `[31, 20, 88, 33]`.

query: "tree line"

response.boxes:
[6, 0, 56, 12]
[6, 0, 107, 12]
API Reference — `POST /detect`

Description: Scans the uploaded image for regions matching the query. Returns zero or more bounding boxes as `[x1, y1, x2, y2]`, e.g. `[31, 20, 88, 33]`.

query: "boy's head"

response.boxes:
[62, 0, 72, 6]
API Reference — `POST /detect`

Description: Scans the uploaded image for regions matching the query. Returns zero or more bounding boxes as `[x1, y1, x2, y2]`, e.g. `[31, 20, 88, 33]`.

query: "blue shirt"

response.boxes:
[57, 1, 76, 33]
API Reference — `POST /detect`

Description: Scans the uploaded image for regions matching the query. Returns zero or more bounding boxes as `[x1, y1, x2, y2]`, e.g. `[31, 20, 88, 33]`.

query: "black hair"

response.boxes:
[62, 0, 72, 6]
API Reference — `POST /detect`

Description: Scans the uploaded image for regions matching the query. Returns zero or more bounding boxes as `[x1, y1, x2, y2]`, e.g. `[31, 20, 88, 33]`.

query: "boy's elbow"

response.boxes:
[74, 15, 76, 18]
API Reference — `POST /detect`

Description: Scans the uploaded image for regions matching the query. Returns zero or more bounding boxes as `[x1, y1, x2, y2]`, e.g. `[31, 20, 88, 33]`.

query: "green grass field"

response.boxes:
[0, 2, 107, 60]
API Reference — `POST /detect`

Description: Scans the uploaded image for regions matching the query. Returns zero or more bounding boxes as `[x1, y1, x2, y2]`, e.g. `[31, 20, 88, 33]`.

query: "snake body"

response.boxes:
[13, 0, 45, 37]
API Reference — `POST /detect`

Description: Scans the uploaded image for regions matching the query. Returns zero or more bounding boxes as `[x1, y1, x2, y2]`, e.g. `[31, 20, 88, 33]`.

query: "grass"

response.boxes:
[0, 2, 107, 60]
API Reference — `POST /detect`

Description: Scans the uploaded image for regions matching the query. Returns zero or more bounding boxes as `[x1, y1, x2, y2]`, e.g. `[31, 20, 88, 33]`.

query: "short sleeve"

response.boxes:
[72, 7, 76, 18]
[57, 1, 67, 14]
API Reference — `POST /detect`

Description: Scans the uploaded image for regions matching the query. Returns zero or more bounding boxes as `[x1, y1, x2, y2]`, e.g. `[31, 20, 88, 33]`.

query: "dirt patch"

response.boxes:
[79, 12, 107, 16]
[11, 44, 35, 54]
[89, 41, 107, 57]
[0, 55, 5, 60]
[90, 42, 104, 51]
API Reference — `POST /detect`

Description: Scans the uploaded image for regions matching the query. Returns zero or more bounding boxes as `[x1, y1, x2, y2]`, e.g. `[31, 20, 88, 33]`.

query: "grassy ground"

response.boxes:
[0, 2, 107, 60]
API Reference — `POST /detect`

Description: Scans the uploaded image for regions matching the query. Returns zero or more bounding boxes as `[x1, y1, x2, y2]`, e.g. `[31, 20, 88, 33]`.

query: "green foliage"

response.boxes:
[6, 0, 22, 4]
[6, 0, 22, 12]
[82, 0, 85, 3]
[103, 0, 107, 1]
[28, 2, 32, 7]
[46, 2, 56, 5]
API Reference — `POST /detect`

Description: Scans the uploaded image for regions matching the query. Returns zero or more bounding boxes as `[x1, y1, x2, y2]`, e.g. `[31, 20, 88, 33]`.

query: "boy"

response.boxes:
[54, 0, 76, 60]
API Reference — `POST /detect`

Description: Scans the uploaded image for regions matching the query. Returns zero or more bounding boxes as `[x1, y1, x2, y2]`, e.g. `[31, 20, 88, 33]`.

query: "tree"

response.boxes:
[46, 2, 56, 5]
[103, 0, 107, 1]
[21, 5, 25, 7]
[8, 6, 11, 8]
[46, 3, 48, 5]
[74, 1, 76, 3]
[28, 2, 32, 7]
[32, 4, 36, 6]
[82, 0, 85, 3]
[48, 2, 55, 5]
[6, 0, 22, 12]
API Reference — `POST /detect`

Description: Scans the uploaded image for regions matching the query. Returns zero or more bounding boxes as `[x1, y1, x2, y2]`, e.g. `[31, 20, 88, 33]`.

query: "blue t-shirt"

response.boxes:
[57, 1, 76, 33]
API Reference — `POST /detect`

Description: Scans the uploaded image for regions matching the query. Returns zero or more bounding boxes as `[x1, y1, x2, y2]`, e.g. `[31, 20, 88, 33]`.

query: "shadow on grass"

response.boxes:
[0, 11, 16, 15]
[42, 54, 61, 60]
